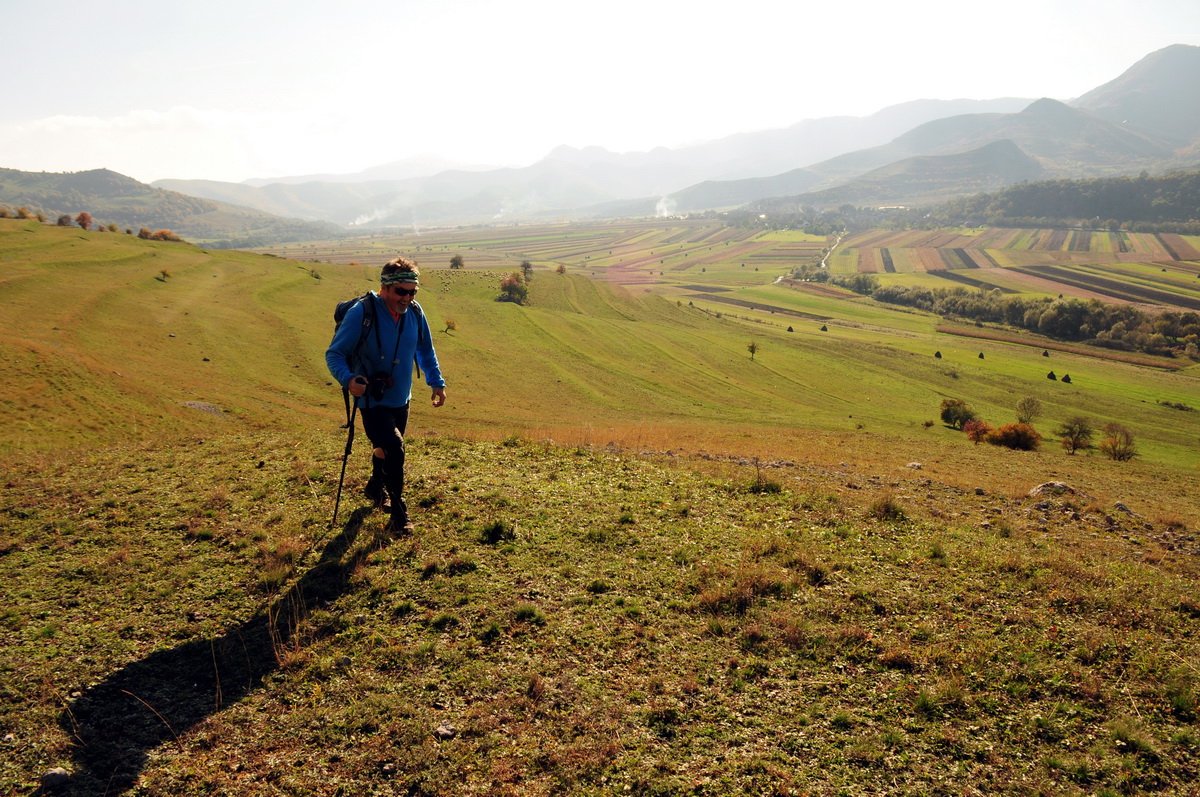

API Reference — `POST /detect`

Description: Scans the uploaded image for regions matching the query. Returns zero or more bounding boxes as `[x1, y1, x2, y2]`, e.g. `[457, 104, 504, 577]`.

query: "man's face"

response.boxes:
[384, 282, 418, 311]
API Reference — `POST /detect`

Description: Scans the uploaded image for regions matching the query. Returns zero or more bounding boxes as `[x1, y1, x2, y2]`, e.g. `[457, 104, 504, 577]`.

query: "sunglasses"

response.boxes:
[391, 287, 418, 296]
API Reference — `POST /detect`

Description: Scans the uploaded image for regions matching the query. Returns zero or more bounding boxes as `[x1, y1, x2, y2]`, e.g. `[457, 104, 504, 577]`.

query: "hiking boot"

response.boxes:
[364, 479, 387, 510]
[384, 515, 415, 536]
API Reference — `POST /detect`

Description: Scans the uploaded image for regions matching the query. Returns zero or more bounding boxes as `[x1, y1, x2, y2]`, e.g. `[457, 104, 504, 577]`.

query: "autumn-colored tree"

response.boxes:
[963, 419, 992, 445]
[1015, 396, 1043, 424]
[498, 272, 528, 305]
[75, 211, 93, 230]
[1099, 423, 1137, 461]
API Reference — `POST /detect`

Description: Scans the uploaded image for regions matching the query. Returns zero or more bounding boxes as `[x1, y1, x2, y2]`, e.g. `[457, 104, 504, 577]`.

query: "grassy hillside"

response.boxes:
[0, 168, 342, 246]
[2, 219, 1199, 794]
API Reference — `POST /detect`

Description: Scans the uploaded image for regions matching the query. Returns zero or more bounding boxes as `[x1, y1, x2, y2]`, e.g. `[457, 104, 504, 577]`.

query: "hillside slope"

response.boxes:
[2, 220, 1198, 794]
[0, 168, 341, 245]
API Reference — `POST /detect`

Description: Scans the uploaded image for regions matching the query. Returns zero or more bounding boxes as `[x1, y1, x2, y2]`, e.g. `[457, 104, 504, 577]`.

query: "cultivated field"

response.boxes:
[3, 218, 1199, 795]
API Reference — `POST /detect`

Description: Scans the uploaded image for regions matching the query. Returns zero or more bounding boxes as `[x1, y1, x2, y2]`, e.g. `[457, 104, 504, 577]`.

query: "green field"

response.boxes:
[3, 218, 1199, 795]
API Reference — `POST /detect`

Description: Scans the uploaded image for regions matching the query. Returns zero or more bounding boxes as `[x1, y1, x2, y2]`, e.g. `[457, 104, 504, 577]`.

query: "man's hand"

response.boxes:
[349, 375, 368, 398]
[431, 387, 447, 408]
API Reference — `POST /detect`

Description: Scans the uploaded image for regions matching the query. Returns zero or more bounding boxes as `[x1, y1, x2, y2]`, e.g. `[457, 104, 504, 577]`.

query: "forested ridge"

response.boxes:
[924, 171, 1200, 231]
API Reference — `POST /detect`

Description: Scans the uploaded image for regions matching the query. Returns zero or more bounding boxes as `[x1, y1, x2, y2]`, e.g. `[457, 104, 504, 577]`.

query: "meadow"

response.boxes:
[2, 218, 1198, 795]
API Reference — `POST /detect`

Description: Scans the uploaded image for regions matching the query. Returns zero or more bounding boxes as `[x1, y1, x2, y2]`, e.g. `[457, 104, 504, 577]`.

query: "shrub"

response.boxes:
[868, 491, 906, 522]
[1015, 396, 1043, 424]
[939, 398, 976, 430]
[986, 422, 1041, 451]
[963, 418, 992, 444]
[498, 272, 528, 305]
[1056, 416, 1094, 454]
[1099, 423, 1137, 461]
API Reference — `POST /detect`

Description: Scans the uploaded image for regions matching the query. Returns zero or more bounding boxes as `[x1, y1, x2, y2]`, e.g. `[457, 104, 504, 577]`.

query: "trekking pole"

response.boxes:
[330, 402, 357, 529]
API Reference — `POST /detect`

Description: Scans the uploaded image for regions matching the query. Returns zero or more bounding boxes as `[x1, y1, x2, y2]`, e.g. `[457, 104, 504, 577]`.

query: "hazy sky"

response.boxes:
[4, 0, 1200, 184]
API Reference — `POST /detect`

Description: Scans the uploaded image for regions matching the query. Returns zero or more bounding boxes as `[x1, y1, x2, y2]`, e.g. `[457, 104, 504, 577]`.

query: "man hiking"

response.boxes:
[326, 258, 446, 533]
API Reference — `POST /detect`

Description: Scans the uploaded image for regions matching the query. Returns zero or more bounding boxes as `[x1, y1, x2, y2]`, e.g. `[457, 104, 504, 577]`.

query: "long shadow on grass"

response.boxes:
[53, 507, 378, 795]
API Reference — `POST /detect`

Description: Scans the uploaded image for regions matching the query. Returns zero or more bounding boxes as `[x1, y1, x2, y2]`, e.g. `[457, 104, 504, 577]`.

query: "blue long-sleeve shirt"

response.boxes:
[325, 293, 445, 408]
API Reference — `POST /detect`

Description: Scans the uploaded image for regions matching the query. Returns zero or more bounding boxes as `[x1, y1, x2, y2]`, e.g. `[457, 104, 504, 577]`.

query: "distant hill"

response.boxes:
[763, 139, 1046, 209]
[1073, 43, 1200, 145]
[153, 99, 1033, 227]
[0, 168, 341, 246]
[920, 169, 1200, 230]
[666, 45, 1200, 213]
[686, 98, 1184, 211]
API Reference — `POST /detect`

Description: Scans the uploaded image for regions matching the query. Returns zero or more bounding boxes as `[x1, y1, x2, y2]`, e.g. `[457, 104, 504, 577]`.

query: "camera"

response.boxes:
[368, 372, 394, 400]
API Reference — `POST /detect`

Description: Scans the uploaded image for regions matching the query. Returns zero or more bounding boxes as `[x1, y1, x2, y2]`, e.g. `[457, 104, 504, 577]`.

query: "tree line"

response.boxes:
[825, 274, 1200, 359]
[914, 171, 1200, 232]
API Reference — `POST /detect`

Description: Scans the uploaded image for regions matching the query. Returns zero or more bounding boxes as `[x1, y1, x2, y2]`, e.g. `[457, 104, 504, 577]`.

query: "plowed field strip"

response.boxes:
[687, 293, 831, 320]
[929, 271, 1019, 293]
[1159, 234, 1200, 260]
[1012, 265, 1200, 310]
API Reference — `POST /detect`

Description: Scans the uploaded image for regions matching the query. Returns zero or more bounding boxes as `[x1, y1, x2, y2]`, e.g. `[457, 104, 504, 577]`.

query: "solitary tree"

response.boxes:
[56, 215, 72, 226]
[939, 398, 977, 430]
[963, 418, 991, 445]
[1055, 416, 1094, 455]
[1015, 396, 1043, 424]
[75, 211, 93, 230]
[449, 254, 464, 269]
[521, 260, 533, 281]
[498, 272, 528, 305]
[747, 341, 759, 360]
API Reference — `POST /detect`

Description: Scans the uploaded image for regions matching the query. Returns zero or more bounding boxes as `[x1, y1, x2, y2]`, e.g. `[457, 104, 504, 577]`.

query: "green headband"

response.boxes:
[381, 269, 419, 285]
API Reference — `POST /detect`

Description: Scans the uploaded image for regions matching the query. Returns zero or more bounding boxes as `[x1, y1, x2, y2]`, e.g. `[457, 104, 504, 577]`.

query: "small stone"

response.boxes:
[434, 723, 457, 740]
[41, 768, 71, 790]
[974, 487, 986, 496]
[906, 462, 922, 470]
[1029, 481, 1073, 497]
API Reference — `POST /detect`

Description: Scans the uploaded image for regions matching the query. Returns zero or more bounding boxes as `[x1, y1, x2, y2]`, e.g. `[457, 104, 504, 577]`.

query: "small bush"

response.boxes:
[1056, 416, 1094, 454]
[939, 398, 976, 430]
[868, 491, 906, 522]
[1099, 423, 1137, 461]
[963, 418, 992, 444]
[986, 422, 1041, 451]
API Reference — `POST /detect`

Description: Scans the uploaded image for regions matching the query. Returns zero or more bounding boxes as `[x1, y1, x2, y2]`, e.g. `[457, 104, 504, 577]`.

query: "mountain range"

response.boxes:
[5, 44, 1199, 238]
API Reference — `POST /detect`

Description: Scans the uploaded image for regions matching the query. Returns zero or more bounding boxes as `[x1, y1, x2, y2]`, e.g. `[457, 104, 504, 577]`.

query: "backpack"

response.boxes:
[334, 293, 380, 424]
